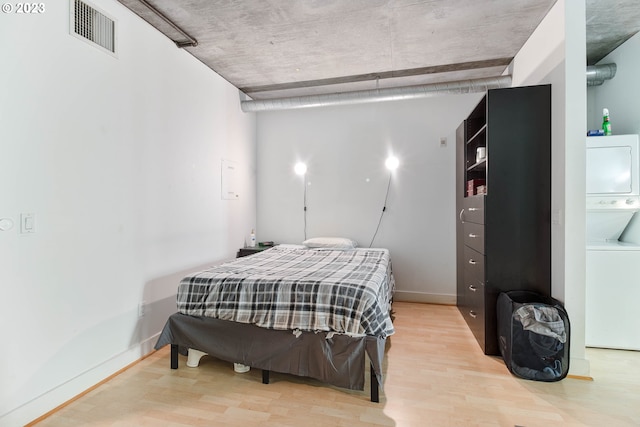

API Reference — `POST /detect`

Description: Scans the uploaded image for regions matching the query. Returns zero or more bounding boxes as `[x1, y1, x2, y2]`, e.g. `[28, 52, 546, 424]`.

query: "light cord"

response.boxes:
[303, 180, 307, 241]
[369, 173, 392, 248]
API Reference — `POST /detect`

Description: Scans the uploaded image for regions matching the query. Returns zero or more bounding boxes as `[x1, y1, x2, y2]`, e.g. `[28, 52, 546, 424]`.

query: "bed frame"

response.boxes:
[155, 313, 385, 402]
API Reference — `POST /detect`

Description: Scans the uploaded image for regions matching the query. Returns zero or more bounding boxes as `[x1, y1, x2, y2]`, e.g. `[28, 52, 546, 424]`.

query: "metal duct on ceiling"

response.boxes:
[241, 64, 617, 112]
[135, 0, 198, 47]
[586, 63, 617, 86]
[240, 76, 513, 112]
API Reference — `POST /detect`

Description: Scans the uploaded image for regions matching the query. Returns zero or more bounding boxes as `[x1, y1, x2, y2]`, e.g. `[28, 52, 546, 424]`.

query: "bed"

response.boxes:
[154, 242, 395, 402]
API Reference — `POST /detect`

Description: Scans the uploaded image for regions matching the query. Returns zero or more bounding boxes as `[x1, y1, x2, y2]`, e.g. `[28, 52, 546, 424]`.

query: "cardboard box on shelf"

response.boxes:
[467, 179, 486, 196]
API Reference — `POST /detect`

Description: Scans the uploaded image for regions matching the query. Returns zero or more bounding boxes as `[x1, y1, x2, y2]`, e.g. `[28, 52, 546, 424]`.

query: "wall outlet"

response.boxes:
[138, 302, 146, 317]
[440, 137, 447, 147]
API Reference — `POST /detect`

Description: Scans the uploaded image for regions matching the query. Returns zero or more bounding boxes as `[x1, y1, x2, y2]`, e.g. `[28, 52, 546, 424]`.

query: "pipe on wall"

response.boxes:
[586, 63, 617, 87]
[240, 76, 513, 112]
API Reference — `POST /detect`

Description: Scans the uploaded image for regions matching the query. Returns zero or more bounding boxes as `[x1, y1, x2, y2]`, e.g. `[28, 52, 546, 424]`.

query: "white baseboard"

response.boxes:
[568, 357, 591, 379]
[1, 333, 160, 427]
[393, 290, 456, 305]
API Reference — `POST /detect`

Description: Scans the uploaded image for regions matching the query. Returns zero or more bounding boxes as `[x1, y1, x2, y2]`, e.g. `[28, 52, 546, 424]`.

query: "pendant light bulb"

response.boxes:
[294, 162, 307, 176]
[385, 156, 399, 171]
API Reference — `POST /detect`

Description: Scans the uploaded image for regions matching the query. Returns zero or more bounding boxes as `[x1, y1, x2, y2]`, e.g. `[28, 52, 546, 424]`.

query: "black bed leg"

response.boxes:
[370, 365, 379, 403]
[171, 344, 178, 369]
[262, 369, 270, 384]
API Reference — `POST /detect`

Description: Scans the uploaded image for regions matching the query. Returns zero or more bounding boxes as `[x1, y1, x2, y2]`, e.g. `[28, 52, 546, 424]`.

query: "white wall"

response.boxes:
[257, 95, 480, 303]
[512, 0, 590, 376]
[0, 1, 256, 425]
[588, 31, 640, 134]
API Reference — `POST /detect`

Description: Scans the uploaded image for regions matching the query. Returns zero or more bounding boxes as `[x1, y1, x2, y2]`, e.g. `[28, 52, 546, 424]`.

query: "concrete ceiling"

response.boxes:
[117, 0, 640, 101]
[586, 0, 640, 65]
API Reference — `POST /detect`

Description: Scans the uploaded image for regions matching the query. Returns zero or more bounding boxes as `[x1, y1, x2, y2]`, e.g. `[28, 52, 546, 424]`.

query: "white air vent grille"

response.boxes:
[71, 0, 116, 55]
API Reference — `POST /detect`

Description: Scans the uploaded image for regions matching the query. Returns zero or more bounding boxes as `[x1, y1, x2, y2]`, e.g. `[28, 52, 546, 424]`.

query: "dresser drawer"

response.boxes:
[463, 222, 485, 254]
[463, 246, 485, 281]
[460, 277, 485, 348]
[462, 195, 485, 224]
[463, 247, 485, 313]
[464, 278, 484, 306]
[466, 293, 486, 351]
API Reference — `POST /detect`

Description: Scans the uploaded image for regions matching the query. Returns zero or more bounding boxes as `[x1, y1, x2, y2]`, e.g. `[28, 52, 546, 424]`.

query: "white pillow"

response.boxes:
[302, 237, 358, 249]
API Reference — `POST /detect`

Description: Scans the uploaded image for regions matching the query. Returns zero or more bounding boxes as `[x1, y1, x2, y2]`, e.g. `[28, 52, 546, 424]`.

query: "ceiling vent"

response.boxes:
[70, 0, 116, 55]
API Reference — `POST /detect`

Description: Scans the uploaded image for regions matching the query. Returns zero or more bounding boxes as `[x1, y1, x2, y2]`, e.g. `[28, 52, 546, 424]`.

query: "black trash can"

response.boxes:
[497, 290, 570, 381]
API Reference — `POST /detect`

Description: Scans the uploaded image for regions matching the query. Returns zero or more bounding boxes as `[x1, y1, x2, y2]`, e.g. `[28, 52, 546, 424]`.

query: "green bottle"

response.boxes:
[602, 108, 612, 135]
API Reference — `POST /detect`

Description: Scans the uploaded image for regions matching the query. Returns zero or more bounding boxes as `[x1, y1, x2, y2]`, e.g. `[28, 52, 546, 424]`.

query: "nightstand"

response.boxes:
[237, 246, 273, 258]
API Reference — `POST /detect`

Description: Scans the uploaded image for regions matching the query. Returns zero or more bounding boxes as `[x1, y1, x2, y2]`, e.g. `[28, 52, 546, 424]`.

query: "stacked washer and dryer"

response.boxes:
[585, 134, 640, 351]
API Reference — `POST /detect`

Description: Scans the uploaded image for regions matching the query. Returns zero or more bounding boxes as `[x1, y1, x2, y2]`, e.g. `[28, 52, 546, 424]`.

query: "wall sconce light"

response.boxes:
[385, 155, 399, 171]
[294, 162, 307, 176]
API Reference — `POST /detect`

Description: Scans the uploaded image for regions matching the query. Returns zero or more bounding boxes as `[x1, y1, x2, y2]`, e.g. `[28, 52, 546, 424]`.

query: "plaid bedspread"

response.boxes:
[176, 246, 395, 338]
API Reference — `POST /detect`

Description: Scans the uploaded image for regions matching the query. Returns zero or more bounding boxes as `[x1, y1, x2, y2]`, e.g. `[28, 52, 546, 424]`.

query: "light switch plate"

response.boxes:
[20, 213, 35, 234]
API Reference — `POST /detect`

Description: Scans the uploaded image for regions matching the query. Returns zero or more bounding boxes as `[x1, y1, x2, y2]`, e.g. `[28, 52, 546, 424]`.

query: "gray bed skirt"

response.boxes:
[154, 313, 386, 399]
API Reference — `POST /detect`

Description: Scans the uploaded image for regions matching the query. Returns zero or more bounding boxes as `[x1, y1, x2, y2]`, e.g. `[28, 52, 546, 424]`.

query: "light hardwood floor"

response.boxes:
[32, 302, 640, 427]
